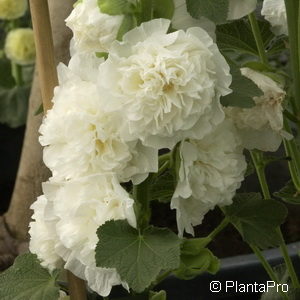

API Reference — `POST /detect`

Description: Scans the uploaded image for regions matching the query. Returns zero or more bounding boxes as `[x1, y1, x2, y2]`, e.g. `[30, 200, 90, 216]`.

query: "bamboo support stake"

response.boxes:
[29, 0, 87, 299]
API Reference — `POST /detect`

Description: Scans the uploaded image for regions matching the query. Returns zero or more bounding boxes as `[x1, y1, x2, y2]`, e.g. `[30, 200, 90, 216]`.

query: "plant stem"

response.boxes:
[158, 152, 171, 164]
[207, 217, 230, 241]
[278, 230, 300, 288]
[250, 151, 270, 199]
[133, 175, 153, 230]
[283, 139, 300, 190]
[285, 0, 300, 113]
[248, 13, 268, 64]
[283, 118, 300, 191]
[11, 63, 24, 86]
[250, 245, 289, 300]
[251, 151, 300, 288]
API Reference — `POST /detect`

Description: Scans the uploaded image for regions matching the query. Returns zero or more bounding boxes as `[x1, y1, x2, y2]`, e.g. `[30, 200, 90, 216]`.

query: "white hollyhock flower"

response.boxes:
[262, 0, 288, 35]
[171, 120, 246, 236]
[227, 0, 257, 20]
[225, 68, 288, 152]
[40, 61, 157, 184]
[172, 0, 216, 39]
[42, 174, 135, 297]
[29, 196, 63, 271]
[65, 0, 123, 53]
[98, 18, 231, 149]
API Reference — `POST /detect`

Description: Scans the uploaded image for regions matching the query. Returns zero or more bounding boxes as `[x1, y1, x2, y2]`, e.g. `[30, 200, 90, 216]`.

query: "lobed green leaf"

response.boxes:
[95, 220, 181, 293]
[186, 0, 229, 25]
[221, 62, 262, 108]
[223, 193, 288, 249]
[0, 253, 60, 300]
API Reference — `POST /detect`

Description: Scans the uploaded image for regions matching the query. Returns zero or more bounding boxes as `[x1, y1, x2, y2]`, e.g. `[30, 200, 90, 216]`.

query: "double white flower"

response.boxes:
[66, 0, 123, 53]
[171, 120, 247, 236]
[30, 174, 136, 297]
[98, 19, 232, 149]
[40, 52, 157, 184]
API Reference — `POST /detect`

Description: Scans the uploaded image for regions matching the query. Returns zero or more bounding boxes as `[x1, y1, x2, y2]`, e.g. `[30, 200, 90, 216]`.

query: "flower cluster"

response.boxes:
[29, 0, 287, 296]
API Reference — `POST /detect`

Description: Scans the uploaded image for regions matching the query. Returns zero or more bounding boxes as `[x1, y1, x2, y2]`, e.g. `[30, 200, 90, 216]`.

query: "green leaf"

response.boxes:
[0, 58, 15, 88]
[150, 170, 176, 203]
[216, 19, 287, 57]
[242, 61, 286, 86]
[174, 248, 220, 280]
[34, 103, 44, 116]
[117, 14, 137, 41]
[186, 0, 229, 25]
[274, 181, 300, 205]
[98, 0, 135, 15]
[242, 61, 274, 73]
[0, 86, 29, 128]
[152, 0, 174, 20]
[0, 253, 60, 300]
[217, 20, 259, 56]
[221, 62, 262, 108]
[95, 52, 109, 60]
[223, 193, 288, 249]
[149, 290, 167, 300]
[95, 220, 181, 293]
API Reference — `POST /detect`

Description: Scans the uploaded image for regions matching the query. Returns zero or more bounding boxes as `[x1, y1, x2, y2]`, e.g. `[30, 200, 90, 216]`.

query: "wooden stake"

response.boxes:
[29, 0, 58, 111]
[29, 0, 87, 299]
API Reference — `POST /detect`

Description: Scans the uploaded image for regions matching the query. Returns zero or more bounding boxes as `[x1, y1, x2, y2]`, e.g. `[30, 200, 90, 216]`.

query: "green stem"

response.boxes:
[251, 151, 300, 288]
[250, 245, 289, 300]
[278, 230, 300, 288]
[11, 62, 24, 86]
[248, 13, 268, 64]
[158, 152, 171, 164]
[284, 139, 300, 190]
[157, 161, 169, 175]
[283, 118, 300, 191]
[285, 0, 300, 113]
[207, 217, 230, 241]
[250, 151, 271, 199]
[133, 175, 153, 230]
